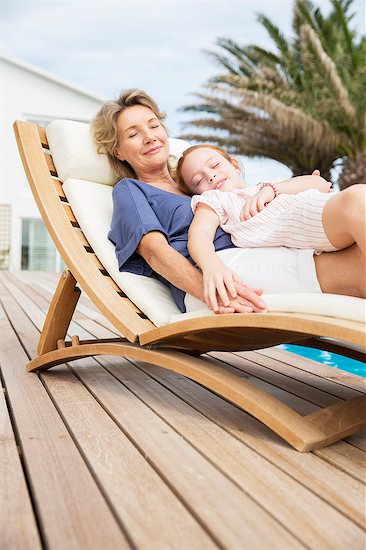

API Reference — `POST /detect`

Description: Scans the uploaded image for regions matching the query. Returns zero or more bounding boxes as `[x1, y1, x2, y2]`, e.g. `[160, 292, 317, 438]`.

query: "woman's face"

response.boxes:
[115, 105, 169, 178]
[180, 147, 243, 195]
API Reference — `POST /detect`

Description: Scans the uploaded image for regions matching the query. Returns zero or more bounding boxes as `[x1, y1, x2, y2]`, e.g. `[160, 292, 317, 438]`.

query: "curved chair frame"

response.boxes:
[13, 120, 366, 452]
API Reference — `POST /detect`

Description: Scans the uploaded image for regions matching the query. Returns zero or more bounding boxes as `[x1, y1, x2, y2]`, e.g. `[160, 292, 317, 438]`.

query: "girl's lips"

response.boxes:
[215, 178, 227, 190]
[144, 146, 162, 155]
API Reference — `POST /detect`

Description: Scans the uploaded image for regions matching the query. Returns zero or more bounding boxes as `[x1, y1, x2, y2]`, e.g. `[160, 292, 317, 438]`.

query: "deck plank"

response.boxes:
[256, 347, 366, 393]
[0, 337, 41, 550]
[0, 280, 129, 549]
[1, 271, 365, 550]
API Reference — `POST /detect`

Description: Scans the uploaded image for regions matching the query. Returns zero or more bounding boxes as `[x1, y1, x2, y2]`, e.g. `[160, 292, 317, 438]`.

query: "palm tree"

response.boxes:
[181, 0, 366, 188]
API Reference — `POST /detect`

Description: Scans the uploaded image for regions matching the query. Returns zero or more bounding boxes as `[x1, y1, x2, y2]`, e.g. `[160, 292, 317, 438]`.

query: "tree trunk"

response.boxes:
[338, 154, 366, 190]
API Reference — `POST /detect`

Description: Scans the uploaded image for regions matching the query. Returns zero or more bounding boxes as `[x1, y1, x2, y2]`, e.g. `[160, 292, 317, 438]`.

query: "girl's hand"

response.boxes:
[240, 186, 276, 221]
[202, 261, 241, 312]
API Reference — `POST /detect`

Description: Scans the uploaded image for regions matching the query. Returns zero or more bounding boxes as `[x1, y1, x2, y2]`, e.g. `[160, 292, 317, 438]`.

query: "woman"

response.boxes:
[92, 89, 365, 314]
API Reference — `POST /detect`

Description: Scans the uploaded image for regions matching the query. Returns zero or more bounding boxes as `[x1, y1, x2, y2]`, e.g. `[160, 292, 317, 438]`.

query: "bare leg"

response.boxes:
[314, 244, 366, 298]
[322, 185, 366, 255]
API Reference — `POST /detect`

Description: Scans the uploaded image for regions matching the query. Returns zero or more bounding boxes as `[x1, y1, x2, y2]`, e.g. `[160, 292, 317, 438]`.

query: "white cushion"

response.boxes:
[46, 119, 190, 186]
[47, 120, 116, 185]
[169, 293, 366, 324]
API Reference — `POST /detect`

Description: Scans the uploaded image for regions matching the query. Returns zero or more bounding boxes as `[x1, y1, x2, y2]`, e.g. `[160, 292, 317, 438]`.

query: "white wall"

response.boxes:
[0, 56, 104, 269]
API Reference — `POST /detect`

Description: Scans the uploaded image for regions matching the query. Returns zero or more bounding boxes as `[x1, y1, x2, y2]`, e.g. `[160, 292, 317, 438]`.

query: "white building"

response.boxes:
[0, 53, 105, 271]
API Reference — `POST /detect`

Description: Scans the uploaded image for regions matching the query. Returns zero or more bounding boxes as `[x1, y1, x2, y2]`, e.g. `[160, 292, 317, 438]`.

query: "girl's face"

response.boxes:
[115, 105, 169, 179]
[180, 147, 243, 195]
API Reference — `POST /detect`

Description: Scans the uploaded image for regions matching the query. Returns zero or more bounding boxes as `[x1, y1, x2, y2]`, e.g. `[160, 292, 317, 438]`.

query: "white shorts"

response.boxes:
[185, 247, 322, 312]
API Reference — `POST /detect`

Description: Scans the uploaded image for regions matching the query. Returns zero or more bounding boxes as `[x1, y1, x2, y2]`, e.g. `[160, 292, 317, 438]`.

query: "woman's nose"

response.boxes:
[143, 130, 156, 143]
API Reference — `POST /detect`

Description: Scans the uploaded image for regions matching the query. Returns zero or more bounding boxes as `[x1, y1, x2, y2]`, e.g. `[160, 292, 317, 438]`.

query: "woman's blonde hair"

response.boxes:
[91, 89, 167, 182]
[175, 144, 235, 193]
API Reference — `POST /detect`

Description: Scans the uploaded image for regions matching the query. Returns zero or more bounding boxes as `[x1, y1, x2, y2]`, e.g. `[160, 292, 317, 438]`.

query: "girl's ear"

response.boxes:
[230, 157, 241, 172]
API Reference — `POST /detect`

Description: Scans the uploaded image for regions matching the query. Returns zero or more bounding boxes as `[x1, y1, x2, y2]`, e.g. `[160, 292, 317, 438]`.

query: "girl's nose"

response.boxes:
[209, 174, 216, 183]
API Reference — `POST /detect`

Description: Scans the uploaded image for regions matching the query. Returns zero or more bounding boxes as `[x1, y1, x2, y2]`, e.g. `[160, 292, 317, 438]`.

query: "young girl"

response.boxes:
[176, 145, 366, 312]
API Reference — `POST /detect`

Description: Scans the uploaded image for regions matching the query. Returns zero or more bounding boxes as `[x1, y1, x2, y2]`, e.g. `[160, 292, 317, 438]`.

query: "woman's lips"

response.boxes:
[143, 146, 162, 155]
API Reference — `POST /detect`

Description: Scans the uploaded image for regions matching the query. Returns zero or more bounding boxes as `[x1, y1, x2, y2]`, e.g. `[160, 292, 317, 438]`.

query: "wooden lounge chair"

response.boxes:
[13, 119, 366, 452]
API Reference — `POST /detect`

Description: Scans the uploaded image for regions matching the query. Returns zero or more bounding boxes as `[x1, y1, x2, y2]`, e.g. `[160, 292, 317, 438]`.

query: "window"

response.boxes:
[21, 218, 56, 271]
[0, 204, 11, 270]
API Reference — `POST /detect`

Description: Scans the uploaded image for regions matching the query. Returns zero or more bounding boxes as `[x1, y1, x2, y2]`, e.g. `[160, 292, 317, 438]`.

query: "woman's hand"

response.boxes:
[240, 186, 276, 221]
[214, 283, 267, 314]
[201, 255, 266, 313]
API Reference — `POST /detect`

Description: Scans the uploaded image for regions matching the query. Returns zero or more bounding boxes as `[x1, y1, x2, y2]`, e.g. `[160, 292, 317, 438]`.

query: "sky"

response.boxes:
[1, 0, 365, 182]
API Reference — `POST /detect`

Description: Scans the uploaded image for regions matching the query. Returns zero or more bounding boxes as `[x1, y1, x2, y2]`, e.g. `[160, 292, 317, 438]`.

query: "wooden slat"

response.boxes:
[75, 229, 92, 248]
[37, 125, 48, 148]
[52, 177, 66, 199]
[256, 347, 366, 393]
[62, 203, 79, 225]
[44, 152, 58, 176]
[88, 252, 106, 271]
[0, 281, 129, 548]
[140, 311, 366, 350]
[0, 378, 41, 549]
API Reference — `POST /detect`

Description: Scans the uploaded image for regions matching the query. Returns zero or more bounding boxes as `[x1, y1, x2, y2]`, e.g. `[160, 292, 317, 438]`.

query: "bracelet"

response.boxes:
[257, 181, 279, 197]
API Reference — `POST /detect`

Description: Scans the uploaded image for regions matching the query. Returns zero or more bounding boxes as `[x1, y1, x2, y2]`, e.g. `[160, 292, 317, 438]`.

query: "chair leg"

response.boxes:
[37, 270, 81, 355]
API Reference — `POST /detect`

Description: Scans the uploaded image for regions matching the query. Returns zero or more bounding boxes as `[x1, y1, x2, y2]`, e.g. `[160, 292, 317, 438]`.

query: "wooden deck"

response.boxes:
[0, 271, 365, 549]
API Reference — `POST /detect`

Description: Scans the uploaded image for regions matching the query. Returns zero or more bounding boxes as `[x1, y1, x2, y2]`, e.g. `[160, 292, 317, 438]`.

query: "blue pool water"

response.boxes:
[279, 344, 366, 378]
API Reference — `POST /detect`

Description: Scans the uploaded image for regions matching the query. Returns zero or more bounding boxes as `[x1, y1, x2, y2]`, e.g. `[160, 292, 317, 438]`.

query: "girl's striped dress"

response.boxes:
[191, 187, 337, 253]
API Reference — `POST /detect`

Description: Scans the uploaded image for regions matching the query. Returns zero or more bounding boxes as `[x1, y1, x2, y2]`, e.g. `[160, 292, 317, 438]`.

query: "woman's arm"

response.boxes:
[139, 228, 266, 314]
[138, 231, 205, 301]
[241, 171, 331, 221]
[188, 204, 262, 312]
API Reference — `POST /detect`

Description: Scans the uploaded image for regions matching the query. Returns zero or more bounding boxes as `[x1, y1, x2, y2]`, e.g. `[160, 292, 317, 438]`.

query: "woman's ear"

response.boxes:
[114, 148, 124, 161]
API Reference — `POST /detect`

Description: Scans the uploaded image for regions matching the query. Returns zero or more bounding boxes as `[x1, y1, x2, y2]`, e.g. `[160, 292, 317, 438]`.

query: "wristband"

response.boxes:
[257, 181, 279, 198]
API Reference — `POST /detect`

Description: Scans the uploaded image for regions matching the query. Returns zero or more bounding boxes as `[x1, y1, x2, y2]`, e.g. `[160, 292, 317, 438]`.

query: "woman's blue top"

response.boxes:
[108, 178, 235, 312]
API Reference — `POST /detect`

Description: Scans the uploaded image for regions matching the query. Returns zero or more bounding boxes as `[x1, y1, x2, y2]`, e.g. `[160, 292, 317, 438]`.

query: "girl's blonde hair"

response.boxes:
[175, 144, 235, 193]
[91, 88, 167, 182]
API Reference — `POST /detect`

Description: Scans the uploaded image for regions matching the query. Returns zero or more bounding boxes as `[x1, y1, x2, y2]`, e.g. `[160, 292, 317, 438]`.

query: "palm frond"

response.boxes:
[301, 23, 357, 124]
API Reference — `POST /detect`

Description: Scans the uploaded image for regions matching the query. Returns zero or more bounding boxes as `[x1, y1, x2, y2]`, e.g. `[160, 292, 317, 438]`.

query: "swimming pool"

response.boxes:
[280, 344, 366, 378]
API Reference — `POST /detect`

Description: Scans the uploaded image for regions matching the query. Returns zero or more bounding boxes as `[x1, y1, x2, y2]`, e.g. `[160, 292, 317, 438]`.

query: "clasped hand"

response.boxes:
[201, 256, 266, 314]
